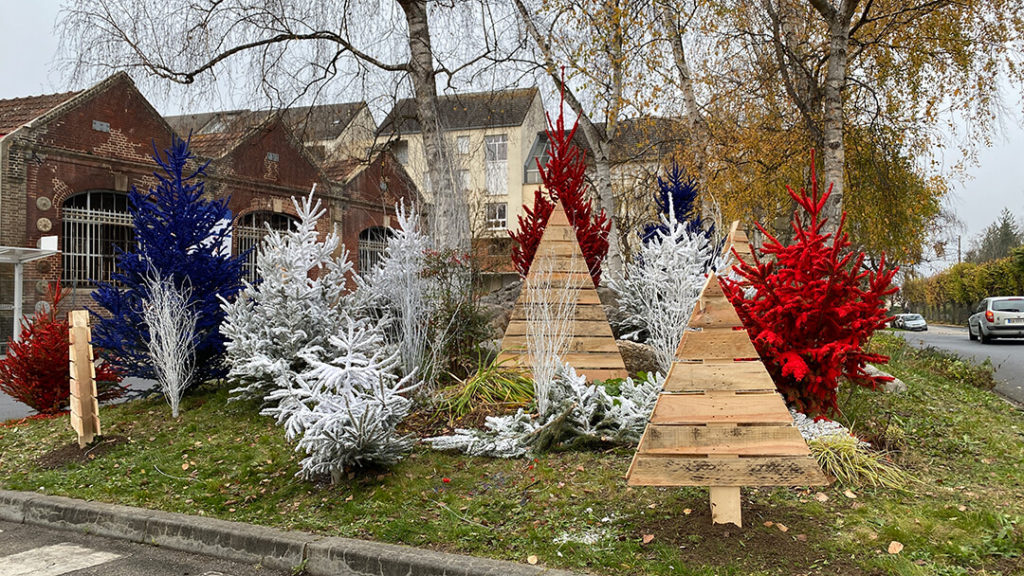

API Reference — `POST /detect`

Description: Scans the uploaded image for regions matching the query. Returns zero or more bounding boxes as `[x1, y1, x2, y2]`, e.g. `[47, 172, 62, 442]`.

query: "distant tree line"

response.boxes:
[902, 208, 1024, 322]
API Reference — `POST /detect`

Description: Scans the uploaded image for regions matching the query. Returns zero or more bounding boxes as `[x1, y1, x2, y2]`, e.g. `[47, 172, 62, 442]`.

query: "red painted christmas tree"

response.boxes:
[722, 153, 898, 417]
[510, 91, 610, 285]
[0, 283, 123, 414]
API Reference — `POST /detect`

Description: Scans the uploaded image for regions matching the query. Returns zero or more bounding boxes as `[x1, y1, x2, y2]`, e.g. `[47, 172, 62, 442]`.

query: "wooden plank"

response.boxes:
[638, 424, 811, 456]
[68, 310, 99, 447]
[503, 319, 615, 338]
[649, 392, 793, 425]
[626, 455, 829, 487]
[688, 297, 744, 329]
[510, 304, 612, 322]
[676, 329, 759, 361]
[562, 352, 629, 369]
[663, 362, 775, 392]
[501, 336, 621, 353]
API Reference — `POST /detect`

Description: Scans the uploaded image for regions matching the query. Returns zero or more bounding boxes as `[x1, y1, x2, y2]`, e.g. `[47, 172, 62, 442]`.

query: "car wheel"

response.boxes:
[980, 328, 992, 344]
[969, 325, 977, 341]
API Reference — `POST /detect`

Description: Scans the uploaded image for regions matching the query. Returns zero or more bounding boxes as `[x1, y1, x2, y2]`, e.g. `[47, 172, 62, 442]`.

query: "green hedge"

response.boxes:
[902, 256, 1024, 323]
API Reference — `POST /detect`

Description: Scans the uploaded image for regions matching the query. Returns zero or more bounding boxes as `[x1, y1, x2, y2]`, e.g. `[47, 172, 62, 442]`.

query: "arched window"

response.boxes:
[236, 211, 298, 282]
[61, 190, 133, 285]
[358, 227, 392, 274]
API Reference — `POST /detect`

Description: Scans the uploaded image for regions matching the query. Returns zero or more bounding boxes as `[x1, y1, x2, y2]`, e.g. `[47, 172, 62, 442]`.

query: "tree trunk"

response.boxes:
[398, 0, 469, 253]
[659, 2, 719, 227]
[810, 0, 858, 235]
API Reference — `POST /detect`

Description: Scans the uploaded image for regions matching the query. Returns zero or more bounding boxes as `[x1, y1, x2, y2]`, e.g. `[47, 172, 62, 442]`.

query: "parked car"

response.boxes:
[898, 313, 928, 331]
[968, 296, 1024, 343]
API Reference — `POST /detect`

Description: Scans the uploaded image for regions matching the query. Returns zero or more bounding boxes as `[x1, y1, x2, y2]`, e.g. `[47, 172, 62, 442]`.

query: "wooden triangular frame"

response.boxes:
[499, 203, 627, 382]
[626, 223, 827, 527]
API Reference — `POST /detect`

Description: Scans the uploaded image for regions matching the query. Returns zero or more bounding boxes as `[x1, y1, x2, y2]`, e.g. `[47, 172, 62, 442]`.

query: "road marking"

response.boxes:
[0, 543, 122, 576]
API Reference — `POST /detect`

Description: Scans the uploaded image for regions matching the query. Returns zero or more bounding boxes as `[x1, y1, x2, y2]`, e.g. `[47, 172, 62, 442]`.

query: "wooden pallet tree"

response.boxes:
[68, 310, 101, 448]
[500, 203, 627, 382]
[626, 223, 827, 526]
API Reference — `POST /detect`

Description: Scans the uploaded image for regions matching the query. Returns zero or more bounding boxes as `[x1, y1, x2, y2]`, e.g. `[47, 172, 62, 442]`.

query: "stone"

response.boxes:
[616, 340, 660, 377]
[865, 364, 907, 394]
[479, 280, 521, 339]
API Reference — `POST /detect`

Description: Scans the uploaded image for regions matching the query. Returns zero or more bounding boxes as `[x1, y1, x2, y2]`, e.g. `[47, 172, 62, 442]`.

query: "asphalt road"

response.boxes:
[0, 520, 289, 576]
[894, 325, 1024, 405]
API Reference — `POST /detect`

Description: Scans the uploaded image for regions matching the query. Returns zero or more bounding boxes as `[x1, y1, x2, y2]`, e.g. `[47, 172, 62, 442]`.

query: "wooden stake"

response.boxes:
[69, 310, 100, 448]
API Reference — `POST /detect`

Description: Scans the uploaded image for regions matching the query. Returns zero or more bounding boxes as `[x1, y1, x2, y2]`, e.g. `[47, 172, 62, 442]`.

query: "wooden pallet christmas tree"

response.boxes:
[626, 223, 827, 526]
[500, 203, 627, 382]
[69, 310, 101, 448]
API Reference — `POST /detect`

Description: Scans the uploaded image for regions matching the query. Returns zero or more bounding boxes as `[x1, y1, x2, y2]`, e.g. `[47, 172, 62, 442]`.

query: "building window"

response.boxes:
[484, 133, 508, 195]
[61, 190, 134, 286]
[456, 135, 470, 156]
[524, 133, 550, 184]
[485, 203, 507, 231]
[235, 211, 298, 283]
[358, 227, 393, 274]
[392, 140, 409, 165]
[457, 169, 471, 192]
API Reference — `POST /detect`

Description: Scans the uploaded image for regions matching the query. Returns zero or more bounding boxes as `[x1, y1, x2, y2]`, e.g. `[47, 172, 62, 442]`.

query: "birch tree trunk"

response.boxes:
[398, 0, 470, 253]
[659, 1, 718, 226]
[810, 0, 859, 235]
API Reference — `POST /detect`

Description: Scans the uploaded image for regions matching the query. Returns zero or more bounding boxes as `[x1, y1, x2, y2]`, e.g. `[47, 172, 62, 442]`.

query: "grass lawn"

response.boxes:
[1, 332, 1022, 575]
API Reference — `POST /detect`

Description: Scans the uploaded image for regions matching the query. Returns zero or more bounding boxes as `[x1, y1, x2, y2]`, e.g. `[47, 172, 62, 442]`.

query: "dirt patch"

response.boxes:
[35, 435, 128, 470]
[636, 500, 868, 575]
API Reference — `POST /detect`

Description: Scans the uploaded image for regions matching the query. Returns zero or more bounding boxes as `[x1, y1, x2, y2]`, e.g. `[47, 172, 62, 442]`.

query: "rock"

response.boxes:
[616, 340, 660, 377]
[864, 364, 907, 394]
[478, 280, 521, 338]
[596, 284, 627, 339]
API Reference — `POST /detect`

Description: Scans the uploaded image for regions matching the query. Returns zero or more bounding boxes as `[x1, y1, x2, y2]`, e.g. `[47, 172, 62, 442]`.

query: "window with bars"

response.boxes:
[456, 135, 470, 156]
[485, 203, 507, 231]
[61, 190, 134, 286]
[358, 227, 393, 274]
[235, 211, 298, 283]
[484, 134, 508, 195]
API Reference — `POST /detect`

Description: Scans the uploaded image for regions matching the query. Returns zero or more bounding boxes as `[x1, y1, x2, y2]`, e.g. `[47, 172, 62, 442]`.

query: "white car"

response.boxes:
[899, 313, 928, 331]
[968, 296, 1024, 344]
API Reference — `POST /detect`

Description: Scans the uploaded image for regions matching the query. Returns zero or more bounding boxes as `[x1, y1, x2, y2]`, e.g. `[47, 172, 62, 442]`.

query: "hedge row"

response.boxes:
[902, 254, 1024, 311]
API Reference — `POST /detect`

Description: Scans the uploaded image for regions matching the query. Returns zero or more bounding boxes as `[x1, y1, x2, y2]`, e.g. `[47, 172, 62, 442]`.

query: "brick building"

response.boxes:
[0, 72, 416, 348]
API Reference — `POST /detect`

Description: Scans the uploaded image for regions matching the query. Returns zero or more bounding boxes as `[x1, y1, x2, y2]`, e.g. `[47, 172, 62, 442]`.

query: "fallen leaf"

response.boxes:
[957, 505, 967, 512]
[647, 503, 657, 509]
[344, 495, 353, 502]
[796, 534, 807, 542]
[843, 489, 857, 499]
[642, 534, 655, 545]
[777, 523, 788, 533]
[683, 508, 692, 516]
[181, 463, 189, 470]
[527, 555, 538, 565]
[814, 492, 829, 502]
[888, 541, 904, 555]
[763, 521, 774, 527]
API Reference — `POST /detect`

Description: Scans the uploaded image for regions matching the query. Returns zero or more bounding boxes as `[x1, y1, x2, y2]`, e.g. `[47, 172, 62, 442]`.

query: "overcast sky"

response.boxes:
[2, 0, 1022, 269]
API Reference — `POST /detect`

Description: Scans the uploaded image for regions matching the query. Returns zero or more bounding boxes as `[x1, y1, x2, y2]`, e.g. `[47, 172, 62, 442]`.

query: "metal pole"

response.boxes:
[12, 261, 23, 342]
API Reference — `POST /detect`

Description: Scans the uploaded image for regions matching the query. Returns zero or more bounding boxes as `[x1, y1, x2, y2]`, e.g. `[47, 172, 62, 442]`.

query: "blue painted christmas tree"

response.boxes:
[641, 163, 712, 243]
[92, 136, 245, 384]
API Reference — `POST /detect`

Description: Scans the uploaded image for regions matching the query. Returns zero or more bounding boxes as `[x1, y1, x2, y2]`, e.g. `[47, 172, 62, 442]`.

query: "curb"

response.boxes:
[0, 489, 576, 576]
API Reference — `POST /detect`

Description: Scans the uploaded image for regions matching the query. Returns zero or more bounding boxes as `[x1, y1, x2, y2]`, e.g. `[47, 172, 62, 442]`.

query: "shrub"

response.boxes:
[437, 356, 533, 422]
[808, 433, 911, 489]
[722, 152, 898, 417]
[0, 283, 123, 414]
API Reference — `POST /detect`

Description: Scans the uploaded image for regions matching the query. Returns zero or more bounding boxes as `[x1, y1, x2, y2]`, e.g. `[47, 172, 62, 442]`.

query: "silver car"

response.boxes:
[900, 313, 928, 331]
[968, 296, 1024, 343]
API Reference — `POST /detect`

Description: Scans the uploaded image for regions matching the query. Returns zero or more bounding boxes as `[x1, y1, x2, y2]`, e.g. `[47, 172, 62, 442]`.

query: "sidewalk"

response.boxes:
[0, 489, 575, 576]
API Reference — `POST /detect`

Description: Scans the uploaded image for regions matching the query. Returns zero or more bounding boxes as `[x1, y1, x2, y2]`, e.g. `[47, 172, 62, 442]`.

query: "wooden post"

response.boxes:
[710, 486, 741, 526]
[69, 310, 100, 448]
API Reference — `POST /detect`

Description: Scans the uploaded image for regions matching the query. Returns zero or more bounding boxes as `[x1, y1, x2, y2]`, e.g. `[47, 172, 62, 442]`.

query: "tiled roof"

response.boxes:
[0, 91, 81, 135]
[165, 101, 366, 143]
[529, 116, 687, 165]
[187, 132, 247, 158]
[322, 157, 362, 183]
[377, 88, 539, 136]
